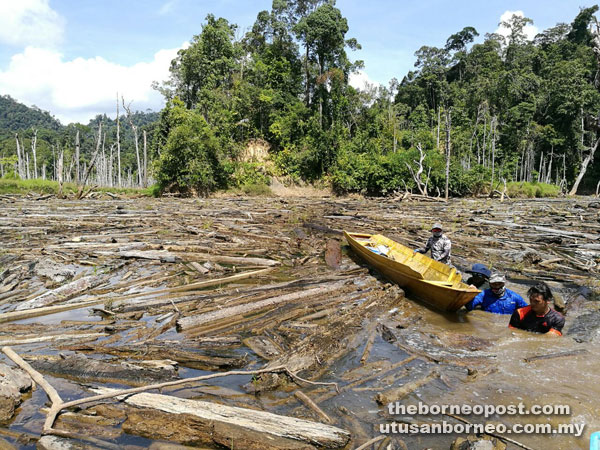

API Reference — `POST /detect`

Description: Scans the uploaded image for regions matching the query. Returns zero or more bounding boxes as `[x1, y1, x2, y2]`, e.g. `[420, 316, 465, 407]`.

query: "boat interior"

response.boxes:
[350, 233, 465, 287]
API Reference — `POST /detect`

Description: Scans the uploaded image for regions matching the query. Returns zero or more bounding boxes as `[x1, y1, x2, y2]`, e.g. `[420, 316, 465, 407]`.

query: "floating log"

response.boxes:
[375, 369, 440, 405]
[244, 336, 282, 360]
[177, 280, 348, 332]
[0, 362, 32, 421]
[61, 344, 246, 371]
[294, 391, 332, 424]
[324, 239, 341, 270]
[15, 275, 106, 311]
[0, 332, 107, 346]
[92, 388, 350, 448]
[29, 353, 178, 384]
[524, 349, 588, 363]
[0, 300, 100, 324]
[96, 249, 180, 262]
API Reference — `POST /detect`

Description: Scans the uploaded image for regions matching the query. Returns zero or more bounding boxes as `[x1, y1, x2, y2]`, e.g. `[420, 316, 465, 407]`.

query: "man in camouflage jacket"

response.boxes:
[415, 222, 451, 264]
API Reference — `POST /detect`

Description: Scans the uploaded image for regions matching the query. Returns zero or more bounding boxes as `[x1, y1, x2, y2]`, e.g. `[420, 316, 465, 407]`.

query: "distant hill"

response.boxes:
[0, 95, 63, 132]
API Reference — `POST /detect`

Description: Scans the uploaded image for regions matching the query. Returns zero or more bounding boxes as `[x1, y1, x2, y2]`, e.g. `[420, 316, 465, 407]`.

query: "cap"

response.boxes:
[466, 263, 491, 278]
[431, 223, 443, 231]
[489, 273, 506, 284]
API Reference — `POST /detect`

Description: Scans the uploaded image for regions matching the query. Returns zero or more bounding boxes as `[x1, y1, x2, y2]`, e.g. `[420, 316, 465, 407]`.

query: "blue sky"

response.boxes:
[0, 0, 589, 123]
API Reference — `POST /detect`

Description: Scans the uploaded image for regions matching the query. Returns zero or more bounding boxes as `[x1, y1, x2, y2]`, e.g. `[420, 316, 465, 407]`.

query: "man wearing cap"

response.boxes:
[415, 223, 452, 264]
[465, 263, 491, 290]
[509, 282, 565, 336]
[464, 272, 527, 314]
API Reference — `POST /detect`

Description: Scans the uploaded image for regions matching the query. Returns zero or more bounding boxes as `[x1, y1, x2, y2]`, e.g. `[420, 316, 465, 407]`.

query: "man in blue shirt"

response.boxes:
[465, 273, 527, 315]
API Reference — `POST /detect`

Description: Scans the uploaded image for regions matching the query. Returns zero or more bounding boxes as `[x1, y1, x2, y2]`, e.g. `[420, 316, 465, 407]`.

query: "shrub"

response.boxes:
[153, 100, 224, 196]
[506, 181, 560, 198]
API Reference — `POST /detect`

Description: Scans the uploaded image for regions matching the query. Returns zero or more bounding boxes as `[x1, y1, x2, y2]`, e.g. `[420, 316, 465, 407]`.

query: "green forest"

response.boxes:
[3, 1, 600, 197]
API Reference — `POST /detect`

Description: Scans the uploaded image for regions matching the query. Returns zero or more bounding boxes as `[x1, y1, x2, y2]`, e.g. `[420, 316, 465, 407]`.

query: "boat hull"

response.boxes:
[344, 231, 479, 312]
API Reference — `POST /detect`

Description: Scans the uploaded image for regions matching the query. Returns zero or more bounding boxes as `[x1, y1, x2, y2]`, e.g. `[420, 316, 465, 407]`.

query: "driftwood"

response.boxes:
[294, 391, 332, 424]
[443, 413, 535, 450]
[177, 280, 348, 332]
[524, 349, 588, 363]
[62, 344, 247, 371]
[3, 346, 344, 448]
[0, 362, 32, 421]
[29, 353, 178, 384]
[375, 369, 440, 405]
[92, 387, 349, 448]
[2, 194, 600, 448]
[95, 250, 180, 263]
[15, 275, 106, 311]
[354, 435, 386, 450]
[0, 333, 107, 346]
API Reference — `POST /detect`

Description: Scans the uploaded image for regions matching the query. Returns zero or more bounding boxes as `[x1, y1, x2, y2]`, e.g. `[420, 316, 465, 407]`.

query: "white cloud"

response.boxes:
[349, 70, 380, 91]
[0, 45, 184, 124]
[0, 0, 65, 48]
[495, 10, 539, 42]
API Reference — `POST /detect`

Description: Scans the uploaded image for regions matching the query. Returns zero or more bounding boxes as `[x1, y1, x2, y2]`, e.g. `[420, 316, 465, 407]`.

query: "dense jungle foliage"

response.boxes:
[3, 1, 600, 197]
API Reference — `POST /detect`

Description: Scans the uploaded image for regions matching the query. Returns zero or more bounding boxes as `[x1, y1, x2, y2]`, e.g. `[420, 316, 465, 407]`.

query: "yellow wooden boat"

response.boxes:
[344, 231, 480, 312]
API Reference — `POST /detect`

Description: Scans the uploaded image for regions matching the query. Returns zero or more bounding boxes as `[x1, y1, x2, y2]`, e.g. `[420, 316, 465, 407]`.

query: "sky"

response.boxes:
[0, 0, 590, 124]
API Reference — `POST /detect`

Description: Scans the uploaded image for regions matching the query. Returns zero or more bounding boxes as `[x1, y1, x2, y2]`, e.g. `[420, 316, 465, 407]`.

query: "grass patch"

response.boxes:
[0, 178, 149, 197]
[226, 182, 272, 196]
[506, 181, 560, 198]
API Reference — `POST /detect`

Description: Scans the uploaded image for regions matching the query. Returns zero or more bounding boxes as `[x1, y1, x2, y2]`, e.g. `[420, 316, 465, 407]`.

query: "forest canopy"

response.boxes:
[2, 1, 600, 197]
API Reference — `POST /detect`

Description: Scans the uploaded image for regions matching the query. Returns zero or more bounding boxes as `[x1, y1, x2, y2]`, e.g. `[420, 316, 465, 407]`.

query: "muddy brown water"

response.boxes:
[0, 195, 598, 449]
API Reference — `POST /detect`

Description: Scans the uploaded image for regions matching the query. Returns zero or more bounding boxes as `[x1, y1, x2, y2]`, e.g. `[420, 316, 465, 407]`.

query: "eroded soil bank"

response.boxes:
[0, 194, 598, 450]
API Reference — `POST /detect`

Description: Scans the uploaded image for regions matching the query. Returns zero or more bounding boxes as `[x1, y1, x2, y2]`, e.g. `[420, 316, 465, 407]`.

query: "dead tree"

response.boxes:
[570, 17, 600, 195]
[74, 129, 80, 184]
[31, 129, 38, 178]
[77, 123, 103, 199]
[405, 143, 428, 196]
[57, 144, 64, 198]
[122, 97, 142, 187]
[570, 135, 600, 195]
[116, 92, 122, 187]
[490, 115, 497, 191]
[15, 134, 24, 179]
[143, 129, 148, 186]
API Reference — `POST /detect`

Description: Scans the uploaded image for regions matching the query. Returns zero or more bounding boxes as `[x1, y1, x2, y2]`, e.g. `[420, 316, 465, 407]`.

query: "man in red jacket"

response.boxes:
[509, 282, 565, 336]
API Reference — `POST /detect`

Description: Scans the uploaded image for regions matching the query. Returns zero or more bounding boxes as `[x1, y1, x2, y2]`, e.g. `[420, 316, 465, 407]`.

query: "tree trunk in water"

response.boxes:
[444, 108, 451, 200]
[569, 136, 600, 195]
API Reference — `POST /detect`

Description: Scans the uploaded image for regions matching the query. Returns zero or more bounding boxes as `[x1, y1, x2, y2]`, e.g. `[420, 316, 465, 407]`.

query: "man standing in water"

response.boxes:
[465, 263, 491, 290]
[415, 223, 451, 264]
[509, 282, 565, 336]
[465, 273, 527, 314]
